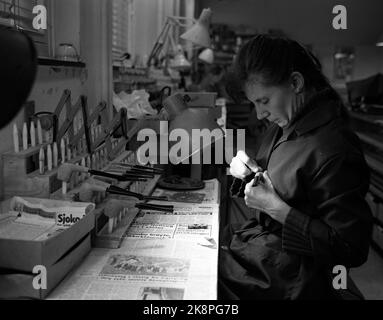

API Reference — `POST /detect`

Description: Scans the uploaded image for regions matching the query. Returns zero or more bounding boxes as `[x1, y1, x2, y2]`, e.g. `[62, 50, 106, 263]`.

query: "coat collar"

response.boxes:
[285, 88, 343, 137]
[260, 88, 344, 167]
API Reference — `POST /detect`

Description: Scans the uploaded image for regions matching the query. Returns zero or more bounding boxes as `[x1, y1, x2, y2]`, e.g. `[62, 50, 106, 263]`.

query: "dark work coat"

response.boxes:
[219, 89, 373, 300]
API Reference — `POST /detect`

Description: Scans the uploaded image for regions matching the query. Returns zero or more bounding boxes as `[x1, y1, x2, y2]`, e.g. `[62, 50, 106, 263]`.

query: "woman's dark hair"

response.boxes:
[234, 34, 330, 90]
[226, 34, 346, 118]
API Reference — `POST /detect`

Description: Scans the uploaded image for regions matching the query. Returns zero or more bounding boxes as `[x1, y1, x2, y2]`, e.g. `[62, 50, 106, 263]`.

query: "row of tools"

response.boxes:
[57, 162, 174, 213]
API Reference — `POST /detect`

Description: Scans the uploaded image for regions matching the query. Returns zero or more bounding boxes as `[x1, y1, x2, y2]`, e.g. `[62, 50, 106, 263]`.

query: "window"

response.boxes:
[112, 0, 135, 62]
[0, 0, 51, 56]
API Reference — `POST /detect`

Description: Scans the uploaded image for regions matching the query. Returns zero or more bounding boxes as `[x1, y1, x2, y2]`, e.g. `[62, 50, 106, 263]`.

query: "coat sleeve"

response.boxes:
[282, 152, 373, 268]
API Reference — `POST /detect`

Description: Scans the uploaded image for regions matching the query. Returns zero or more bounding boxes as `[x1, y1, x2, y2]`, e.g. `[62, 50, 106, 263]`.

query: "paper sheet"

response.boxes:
[125, 204, 217, 240]
[0, 212, 56, 240]
[0, 196, 94, 241]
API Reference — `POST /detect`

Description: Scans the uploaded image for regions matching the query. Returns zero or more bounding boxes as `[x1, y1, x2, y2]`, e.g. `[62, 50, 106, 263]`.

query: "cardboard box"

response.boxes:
[0, 234, 91, 299]
[0, 198, 95, 272]
[2, 146, 62, 199]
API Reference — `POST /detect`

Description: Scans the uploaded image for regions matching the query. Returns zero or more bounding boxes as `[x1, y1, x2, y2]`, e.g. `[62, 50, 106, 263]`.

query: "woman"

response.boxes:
[219, 35, 373, 299]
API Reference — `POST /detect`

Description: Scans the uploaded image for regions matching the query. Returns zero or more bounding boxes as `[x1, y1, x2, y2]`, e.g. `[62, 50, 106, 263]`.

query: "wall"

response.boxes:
[134, 0, 183, 65]
[1, 0, 185, 199]
[198, 0, 383, 46]
[53, 0, 81, 57]
[0, 65, 86, 199]
[198, 0, 383, 82]
[0, 0, 108, 200]
[314, 45, 383, 83]
[0, 0, 184, 199]
[80, 0, 112, 115]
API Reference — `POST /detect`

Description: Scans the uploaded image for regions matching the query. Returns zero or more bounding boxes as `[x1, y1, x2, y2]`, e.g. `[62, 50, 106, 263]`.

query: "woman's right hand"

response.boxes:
[229, 150, 262, 180]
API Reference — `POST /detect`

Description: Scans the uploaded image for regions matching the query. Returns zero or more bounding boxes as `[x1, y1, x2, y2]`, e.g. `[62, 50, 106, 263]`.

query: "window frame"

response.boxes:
[0, 0, 53, 57]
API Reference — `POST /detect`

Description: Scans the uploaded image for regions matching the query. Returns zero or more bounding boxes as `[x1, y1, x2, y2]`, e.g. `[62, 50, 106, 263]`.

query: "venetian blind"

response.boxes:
[112, 0, 135, 61]
[0, 0, 50, 56]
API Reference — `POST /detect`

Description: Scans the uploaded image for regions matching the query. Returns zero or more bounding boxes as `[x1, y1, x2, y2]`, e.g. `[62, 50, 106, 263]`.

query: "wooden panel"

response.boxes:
[3, 167, 61, 199]
[2, 144, 61, 199]
[2, 144, 49, 175]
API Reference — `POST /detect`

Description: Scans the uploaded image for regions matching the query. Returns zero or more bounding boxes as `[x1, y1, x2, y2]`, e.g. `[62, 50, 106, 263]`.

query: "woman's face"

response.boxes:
[244, 78, 295, 128]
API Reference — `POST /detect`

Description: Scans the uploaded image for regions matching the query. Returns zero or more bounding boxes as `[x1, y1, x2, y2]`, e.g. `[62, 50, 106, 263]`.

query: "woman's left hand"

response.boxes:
[244, 171, 292, 225]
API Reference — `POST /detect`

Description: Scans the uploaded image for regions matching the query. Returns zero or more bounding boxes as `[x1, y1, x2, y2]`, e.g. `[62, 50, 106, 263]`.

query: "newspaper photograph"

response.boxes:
[100, 254, 190, 280]
[174, 224, 212, 240]
[138, 287, 185, 300]
[48, 238, 218, 300]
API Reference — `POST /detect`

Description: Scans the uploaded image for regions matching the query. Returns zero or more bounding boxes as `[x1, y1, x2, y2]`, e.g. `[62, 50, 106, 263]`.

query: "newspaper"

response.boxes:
[151, 179, 220, 204]
[125, 204, 218, 241]
[48, 180, 220, 300]
[49, 238, 218, 300]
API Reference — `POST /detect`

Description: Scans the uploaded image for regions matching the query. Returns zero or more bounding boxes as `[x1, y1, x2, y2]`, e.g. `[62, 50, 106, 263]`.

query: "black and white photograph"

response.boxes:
[1, 0, 383, 309]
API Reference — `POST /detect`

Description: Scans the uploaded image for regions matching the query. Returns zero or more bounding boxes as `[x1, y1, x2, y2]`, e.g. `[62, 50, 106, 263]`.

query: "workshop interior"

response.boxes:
[0, 0, 383, 301]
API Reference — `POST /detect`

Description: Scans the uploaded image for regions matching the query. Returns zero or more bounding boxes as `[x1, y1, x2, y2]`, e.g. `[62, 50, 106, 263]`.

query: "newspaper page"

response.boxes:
[125, 204, 219, 241]
[48, 180, 220, 300]
[151, 179, 220, 204]
[49, 238, 218, 300]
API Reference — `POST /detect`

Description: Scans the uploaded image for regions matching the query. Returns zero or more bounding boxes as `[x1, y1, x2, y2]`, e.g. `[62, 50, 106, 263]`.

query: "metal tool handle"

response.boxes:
[108, 185, 143, 200]
[135, 203, 174, 213]
[88, 169, 146, 181]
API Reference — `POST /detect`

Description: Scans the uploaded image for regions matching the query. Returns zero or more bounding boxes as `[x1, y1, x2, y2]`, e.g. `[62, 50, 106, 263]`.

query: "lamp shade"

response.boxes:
[198, 48, 214, 64]
[163, 93, 224, 165]
[376, 33, 383, 47]
[0, 27, 37, 129]
[181, 8, 212, 48]
[169, 108, 224, 165]
[170, 45, 191, 71]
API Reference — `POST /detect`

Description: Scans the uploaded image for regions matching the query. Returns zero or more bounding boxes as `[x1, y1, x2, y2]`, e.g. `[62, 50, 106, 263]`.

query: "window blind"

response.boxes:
[112, 0, 135, 61]
[0, 0, 50, 56]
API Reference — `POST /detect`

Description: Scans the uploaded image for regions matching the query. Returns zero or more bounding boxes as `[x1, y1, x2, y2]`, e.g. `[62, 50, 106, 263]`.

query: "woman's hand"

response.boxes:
[244, 171, 291, 224]
[229, 150, 262, 180]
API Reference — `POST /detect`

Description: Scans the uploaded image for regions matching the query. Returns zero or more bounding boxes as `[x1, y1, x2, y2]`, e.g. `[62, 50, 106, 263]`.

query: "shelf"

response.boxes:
[38, 57, 86, 68]
[113, 65, 148, 76]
